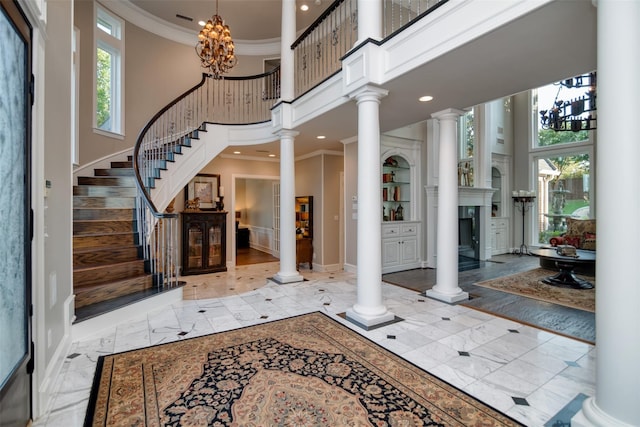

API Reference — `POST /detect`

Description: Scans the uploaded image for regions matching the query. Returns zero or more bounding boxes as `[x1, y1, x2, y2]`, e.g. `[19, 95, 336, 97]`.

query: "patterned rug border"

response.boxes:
[84, 311, 525, 427]
[473, 268, 595, 313]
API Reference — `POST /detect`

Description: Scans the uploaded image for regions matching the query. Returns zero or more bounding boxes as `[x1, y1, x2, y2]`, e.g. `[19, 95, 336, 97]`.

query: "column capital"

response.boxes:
[348, 84, 389, 104]
[276, 129, 299, 139]
[431, 108, 466, 121]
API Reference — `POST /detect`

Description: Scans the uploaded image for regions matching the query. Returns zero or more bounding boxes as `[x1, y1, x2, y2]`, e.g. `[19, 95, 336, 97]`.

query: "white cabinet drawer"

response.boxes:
[382, 224, 400, 236]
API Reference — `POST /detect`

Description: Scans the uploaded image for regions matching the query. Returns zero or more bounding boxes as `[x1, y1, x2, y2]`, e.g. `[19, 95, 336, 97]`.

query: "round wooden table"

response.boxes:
[530, 248, 595, 289]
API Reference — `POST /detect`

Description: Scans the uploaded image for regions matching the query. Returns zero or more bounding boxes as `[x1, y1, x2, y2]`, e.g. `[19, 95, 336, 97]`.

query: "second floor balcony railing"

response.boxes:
[292, 0, 448, 98]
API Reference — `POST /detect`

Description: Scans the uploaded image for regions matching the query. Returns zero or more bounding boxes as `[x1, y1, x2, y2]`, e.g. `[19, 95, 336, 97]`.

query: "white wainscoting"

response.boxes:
[248, 226, 275, 255]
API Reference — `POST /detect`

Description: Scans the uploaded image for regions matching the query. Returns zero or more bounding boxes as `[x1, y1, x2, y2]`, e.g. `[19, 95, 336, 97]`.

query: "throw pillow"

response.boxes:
[564, 236, 581, 247]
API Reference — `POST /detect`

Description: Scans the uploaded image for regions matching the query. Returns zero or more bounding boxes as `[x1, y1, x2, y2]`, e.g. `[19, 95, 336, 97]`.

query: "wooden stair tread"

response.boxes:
[74, 275, 155, 308]
[73, 244, 140, 253]
[73, 259, 145, 273]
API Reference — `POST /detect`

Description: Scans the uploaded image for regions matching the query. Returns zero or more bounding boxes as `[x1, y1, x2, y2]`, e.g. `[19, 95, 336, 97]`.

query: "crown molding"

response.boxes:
[101, 0, 280, 56]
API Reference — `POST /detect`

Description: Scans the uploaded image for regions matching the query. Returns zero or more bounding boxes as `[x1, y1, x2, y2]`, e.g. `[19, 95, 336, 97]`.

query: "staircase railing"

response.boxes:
[132, 0, 449, 289]
[133, 69, 280, 288]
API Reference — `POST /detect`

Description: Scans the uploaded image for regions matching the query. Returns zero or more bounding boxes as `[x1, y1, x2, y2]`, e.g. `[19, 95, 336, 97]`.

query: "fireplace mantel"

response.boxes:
[425, 186, 496, 206]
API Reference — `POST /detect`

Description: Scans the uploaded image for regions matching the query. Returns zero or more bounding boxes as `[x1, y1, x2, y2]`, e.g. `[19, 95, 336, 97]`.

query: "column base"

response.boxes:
[572, 397, 634, 427]
[271, 271, 304, 284]
[346, 307, 396, 329]
[425, 287, 469, 303]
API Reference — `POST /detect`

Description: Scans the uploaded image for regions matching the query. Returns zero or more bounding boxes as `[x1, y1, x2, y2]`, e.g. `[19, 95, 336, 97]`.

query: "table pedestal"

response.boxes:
[542, 260, 594, 289]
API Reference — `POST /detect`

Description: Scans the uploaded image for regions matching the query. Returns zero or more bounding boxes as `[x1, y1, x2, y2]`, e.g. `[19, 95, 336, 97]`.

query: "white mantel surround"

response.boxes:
[424, 186, 496, 268]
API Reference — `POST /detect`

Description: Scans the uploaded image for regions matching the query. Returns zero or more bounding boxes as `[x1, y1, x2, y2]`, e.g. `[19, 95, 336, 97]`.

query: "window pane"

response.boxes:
[534, 74, 595, 145]
[537, 154, 590, 244]
[97, 18, 112, 35]
[459, 109, 474, 159]
[96, 47, 112, 130]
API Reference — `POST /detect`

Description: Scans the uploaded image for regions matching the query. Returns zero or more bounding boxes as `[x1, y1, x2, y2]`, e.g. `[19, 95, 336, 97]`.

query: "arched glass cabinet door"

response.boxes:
[491, 167, 502, 217]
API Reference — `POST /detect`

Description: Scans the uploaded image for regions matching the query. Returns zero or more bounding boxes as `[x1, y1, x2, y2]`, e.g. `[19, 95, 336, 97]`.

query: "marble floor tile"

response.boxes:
[34, 263, 597, 427]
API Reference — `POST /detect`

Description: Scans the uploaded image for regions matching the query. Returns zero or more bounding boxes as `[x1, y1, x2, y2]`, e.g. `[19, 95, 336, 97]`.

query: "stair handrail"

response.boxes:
[132, 68, 281, 286]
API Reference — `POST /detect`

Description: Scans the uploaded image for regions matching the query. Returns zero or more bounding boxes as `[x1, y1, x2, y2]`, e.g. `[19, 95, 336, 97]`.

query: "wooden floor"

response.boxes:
[236, 247, 279, 265]
[382, 254, 595, 344]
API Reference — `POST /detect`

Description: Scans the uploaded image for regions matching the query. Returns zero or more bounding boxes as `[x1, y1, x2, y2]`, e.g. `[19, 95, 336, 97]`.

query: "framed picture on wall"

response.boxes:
[185, 174, 220, 210]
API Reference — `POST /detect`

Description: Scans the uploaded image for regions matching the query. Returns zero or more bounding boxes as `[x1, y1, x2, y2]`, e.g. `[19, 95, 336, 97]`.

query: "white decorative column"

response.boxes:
[280, 0, 295, 101]
[346, 85, 395, 328]
[572, 1, 640, 426]
[273, 130, 304, 284]
[426, 109, 469, 303]
[356, 0, 382, 44]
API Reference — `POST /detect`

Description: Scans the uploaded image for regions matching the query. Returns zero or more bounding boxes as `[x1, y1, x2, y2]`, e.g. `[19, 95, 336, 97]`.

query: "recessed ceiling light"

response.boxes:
[198, 20, 206, 26]
[419, 95, 434, 102]
[300, 4, 309, 11]
[316, 135, 326, 139]
[233, 151, 241, 154]
[268, 154, 276, 158]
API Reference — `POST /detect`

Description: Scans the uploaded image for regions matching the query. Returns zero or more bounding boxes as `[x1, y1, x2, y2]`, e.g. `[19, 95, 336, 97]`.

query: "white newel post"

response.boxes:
[572, 1, 640, 426]
[346, 86, 395, 328]
[274, 130, 304, 284]
[426, 109, 469, 303]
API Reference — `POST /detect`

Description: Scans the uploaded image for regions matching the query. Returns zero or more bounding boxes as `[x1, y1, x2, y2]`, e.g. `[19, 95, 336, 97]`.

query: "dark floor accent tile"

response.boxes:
[508, 329, 520, 333]
[417, 299, 425, 302]
[198, 309, 206, 313]
[565, 361, 580, 367]
[458, 351, 470, 357]
[323, 302, 331, 306]
[67, 353, 81, 359]
[265, 298, 272, 301]
[229, 288, 235, 290]
[512, 397, 529, 406]
[442, 317, 450, 321]
[177, 331, 188, 336]
[387, 335, 396, 340]
[319, 289, 325, 292]
[260, 315, 269, 319]
[544, 393, 588, 427]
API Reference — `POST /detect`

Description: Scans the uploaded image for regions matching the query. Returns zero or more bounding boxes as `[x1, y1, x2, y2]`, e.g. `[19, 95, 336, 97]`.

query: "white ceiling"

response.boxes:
[130, 0, 327, 41]
[124, 0, 597, 160]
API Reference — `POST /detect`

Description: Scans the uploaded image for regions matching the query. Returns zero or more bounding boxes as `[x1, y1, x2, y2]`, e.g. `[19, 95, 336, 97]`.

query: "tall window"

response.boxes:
[532, 75, 594, 244]
[457, 108, 474, 187]
[94, 6, 124, 136]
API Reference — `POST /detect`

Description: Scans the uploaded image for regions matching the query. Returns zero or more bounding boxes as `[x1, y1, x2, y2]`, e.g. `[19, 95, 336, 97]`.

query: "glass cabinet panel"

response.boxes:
[188, 226, 203, 268]
[208, 224, 222, 267]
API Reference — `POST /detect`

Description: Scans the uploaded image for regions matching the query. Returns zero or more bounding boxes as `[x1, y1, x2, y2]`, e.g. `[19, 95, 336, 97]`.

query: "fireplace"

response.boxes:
[424, 186, 496, 268]
[459, 206, 480, 259]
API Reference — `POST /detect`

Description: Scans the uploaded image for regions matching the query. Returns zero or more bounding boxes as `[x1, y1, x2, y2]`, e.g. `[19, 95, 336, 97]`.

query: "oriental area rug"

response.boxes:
[473, 268, 595, 313]
[85, 312, 523, 426]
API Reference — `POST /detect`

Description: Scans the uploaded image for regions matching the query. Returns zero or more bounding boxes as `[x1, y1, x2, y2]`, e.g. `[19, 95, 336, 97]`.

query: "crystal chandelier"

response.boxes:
[195, 0, 236, 79]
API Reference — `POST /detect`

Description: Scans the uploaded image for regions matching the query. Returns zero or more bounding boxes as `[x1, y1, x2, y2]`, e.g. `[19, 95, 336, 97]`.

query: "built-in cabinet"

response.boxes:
[490, 158, 511, 255]
[382, 155, 411, 222]
[182, 211, 227, 275]
[382, 222, 421, 273]
[295, 196, 313, 269]
[491, 218, 509, 255]
[380, 140, 421, 273]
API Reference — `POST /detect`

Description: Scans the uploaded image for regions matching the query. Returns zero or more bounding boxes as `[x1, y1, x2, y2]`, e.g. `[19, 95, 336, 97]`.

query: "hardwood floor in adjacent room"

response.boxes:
[382, 254, 595, 344]
[236, 247, 279, 265]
